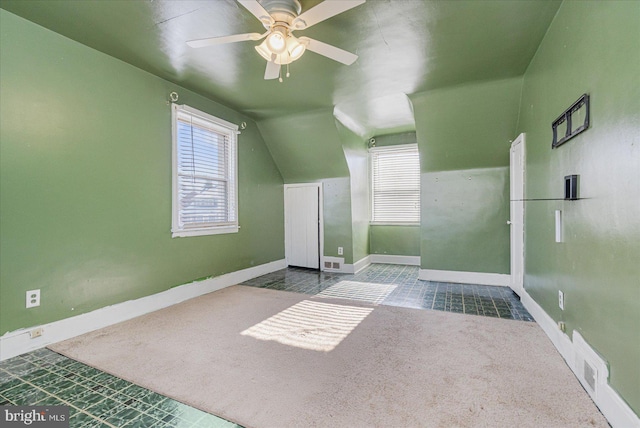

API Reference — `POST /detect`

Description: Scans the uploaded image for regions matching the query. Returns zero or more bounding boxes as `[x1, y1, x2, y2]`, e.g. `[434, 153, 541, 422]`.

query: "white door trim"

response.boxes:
[509, 133, 526, 296]
[284, 183, 324, 269]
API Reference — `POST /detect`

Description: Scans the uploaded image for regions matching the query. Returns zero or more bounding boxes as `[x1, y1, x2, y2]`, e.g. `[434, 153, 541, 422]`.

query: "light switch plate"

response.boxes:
[558, 290, 564, 310]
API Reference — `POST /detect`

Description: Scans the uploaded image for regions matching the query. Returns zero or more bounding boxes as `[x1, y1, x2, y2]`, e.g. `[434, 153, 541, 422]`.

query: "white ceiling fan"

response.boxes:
[187, 0, 366, 81]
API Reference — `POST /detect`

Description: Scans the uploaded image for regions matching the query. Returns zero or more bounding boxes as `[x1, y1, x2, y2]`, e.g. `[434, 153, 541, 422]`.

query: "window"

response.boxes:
[171, 104, 238, 237]
[370, 144, 420, 224]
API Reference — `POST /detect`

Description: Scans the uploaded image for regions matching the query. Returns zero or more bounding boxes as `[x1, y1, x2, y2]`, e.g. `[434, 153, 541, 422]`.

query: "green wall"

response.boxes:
[322, 177, 354, 264]
[369, 226, 420, 257]
[0, 10, 285, 334]
[337, 121, 370, 264]
[411, 78, 521, 273]
[421, 168, 510, 272]
[516, 1, 640, 413]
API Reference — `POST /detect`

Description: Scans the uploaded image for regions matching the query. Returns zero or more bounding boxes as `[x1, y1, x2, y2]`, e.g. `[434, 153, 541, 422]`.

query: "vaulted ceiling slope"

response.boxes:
[0, 0, 561, 135]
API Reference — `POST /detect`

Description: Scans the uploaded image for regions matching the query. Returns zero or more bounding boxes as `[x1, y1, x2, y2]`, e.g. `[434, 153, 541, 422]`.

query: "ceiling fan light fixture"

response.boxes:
[266, 30, 287, 54]
[255, 40, 273, 61]
[190, 0, 367, 80]
[287, 36, 306, 61]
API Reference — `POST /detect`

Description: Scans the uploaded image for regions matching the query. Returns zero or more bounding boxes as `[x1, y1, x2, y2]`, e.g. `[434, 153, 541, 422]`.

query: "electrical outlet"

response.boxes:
[30, 327, 43, 339]
[557, 321, 566, 332]
[558, 290, 564, 310]
[26, 289, 40, 308]
[337, 247, 343, 255]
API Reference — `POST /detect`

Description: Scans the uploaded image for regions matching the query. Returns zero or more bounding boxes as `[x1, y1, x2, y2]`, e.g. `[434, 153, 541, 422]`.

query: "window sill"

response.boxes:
[172, 225, 239, 238]
[369, 222, 420, 226]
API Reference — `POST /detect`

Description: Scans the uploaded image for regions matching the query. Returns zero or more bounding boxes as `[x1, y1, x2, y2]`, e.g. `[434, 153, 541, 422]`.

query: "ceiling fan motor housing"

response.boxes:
[259, 0, 302, 22]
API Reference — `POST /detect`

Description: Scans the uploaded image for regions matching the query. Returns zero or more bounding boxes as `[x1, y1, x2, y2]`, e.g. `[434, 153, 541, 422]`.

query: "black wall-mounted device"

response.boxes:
[565, 175, 579, 200]
[552, 94, 590, 148]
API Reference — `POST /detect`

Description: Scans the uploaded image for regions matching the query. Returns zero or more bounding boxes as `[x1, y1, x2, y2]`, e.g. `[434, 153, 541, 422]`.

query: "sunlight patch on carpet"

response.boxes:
[314, 280, 396, 304]
[240, 300, 373, 352]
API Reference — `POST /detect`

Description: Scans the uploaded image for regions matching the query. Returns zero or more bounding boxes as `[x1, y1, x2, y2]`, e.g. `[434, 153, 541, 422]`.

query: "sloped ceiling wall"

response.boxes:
[257, 110, 356, 263]
[257, 109, 349, 182]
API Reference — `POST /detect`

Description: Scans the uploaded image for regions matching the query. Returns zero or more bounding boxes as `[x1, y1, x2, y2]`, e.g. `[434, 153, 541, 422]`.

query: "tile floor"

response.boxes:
[242, 263, 534, 321]
[0, 348, 240, 427]
[1, 263, 533, 427]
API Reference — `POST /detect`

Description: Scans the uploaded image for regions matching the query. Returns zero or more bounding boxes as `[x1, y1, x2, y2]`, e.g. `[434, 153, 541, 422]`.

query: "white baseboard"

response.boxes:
[322, 254, 416, 274]
[353, 256, 371, 274]
[320, 254, 417, 274]
[418, 269, 510, 286]
[521, 289, 640, 428]
[0, 259, 287, 361]
[520, 289, 574, 362]
[369, 254, 420, 266]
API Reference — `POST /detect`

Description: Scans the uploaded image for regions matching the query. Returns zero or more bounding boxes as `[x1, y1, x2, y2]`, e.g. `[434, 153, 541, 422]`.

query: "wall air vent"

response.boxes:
[573, 331, 607, 402]
[583, 360, 597, 392]
[322, 257, 345, 273]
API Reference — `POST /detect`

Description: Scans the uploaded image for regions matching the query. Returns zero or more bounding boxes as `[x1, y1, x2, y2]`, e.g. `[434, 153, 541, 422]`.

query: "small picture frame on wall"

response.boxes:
[552, 93, 590, 148]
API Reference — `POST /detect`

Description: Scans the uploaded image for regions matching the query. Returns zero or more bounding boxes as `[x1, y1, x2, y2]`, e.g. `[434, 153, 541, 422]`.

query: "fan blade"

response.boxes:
[299, 37, 358, 65]
[292, 0, 365, 30]
[264, 60, 281, 80]
[237, 0, 274, 26]
[187, 32, 264, 48]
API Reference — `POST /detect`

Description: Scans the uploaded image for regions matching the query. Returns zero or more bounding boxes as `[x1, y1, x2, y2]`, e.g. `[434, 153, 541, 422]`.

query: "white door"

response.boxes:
[285, 184, 320, 269]
[509, 134, 525, 296]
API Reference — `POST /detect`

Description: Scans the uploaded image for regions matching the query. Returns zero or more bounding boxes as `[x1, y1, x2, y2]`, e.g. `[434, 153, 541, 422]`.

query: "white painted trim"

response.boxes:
[521, 289, 640, 428]
[594, 371, 640, 427]
[370, 254, 420, 266]
[353, 256, 371, 274]
[369, 222, 420, 226]
[418, 269, 510, 286]
[509, 133, 525, 296]
[0, 259, 286, 361]
[573, 330, 608, 402]
[369, 144, 421, 224]
[171, 104, 239, 238]
[520, 290, 574, 362]
[342, 264, 355, 274]
[284, 183, 324, 270]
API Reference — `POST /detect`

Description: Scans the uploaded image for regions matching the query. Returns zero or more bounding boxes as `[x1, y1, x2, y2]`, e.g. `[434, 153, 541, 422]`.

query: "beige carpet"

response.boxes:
[50, 285, 608, 428]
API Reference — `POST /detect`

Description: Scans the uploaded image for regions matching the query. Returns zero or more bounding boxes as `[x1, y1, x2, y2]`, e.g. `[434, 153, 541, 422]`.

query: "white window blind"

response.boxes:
[370, 144, 420, 224]
[172, 104, 238, 237]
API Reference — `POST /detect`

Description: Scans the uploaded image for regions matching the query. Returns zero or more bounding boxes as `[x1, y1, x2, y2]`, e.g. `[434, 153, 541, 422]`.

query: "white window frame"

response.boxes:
[369, 143, 420, 225]
[171, 104, 239, 238]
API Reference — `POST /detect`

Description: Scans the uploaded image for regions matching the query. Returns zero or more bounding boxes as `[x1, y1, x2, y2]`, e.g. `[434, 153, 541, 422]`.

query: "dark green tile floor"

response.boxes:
[242, 263, 534, 321]
[0, 348, 241, 427]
